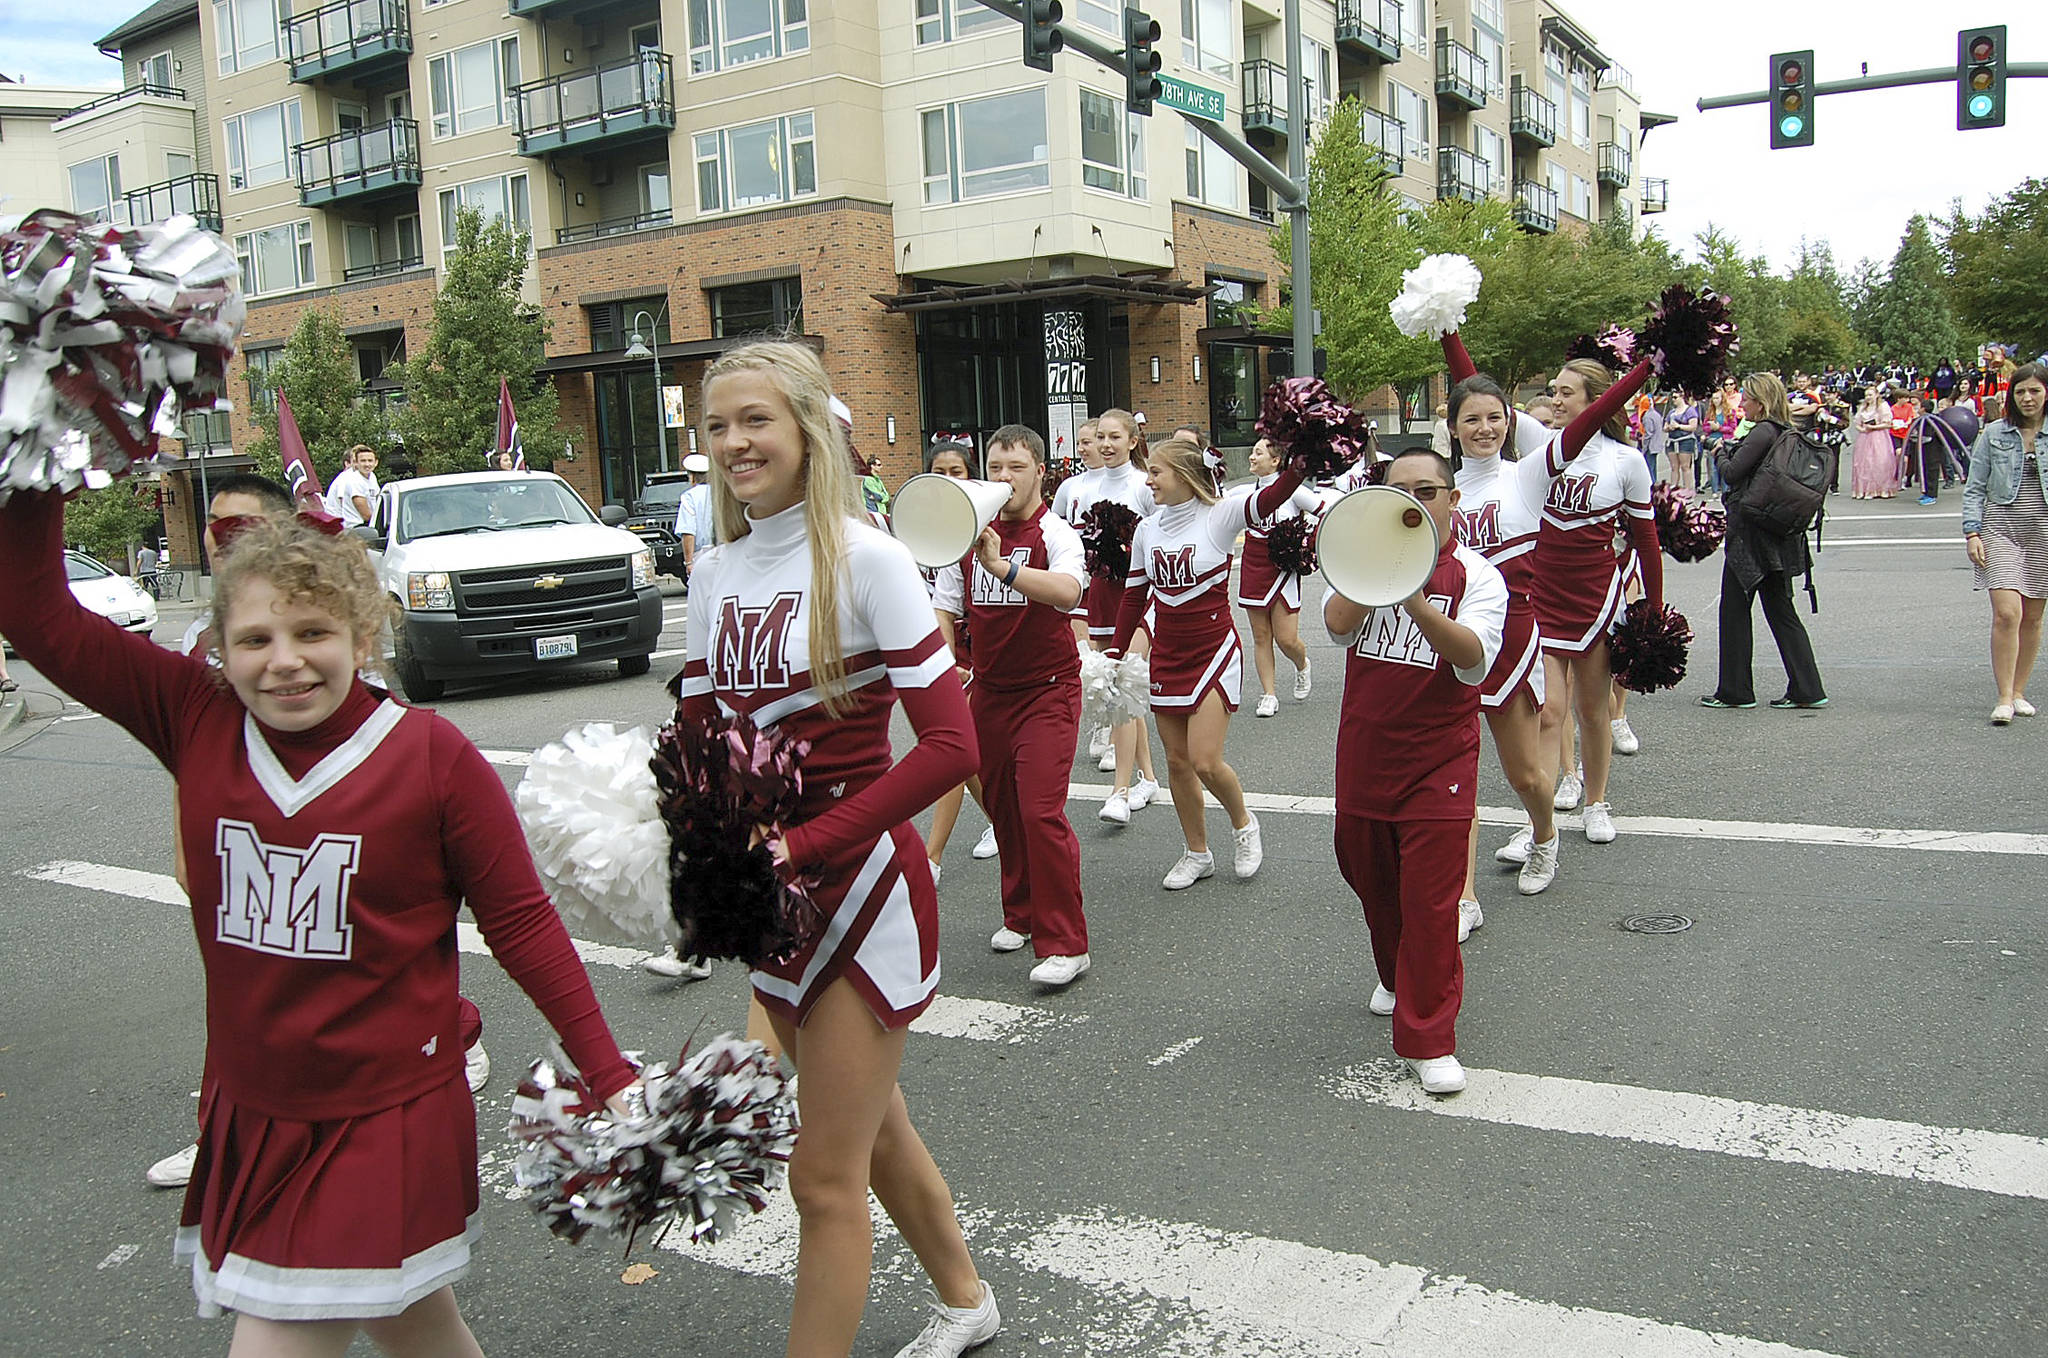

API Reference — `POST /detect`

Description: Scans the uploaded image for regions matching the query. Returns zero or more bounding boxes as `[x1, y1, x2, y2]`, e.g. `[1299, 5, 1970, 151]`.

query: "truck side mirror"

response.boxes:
[349, 525, 385, 550]
[599, 504, 628, 526]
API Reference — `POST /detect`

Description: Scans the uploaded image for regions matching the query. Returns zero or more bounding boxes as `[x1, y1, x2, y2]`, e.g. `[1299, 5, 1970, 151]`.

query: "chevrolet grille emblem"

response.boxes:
[534, 575, 565, 590]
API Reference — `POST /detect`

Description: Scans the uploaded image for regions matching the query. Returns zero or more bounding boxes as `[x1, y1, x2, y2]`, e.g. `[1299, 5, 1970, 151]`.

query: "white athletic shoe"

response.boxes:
[990, 927, 1031, 953]
[1162, 851, 1215, 890]
[1368, 983, 1396, 1016]
[640, 948, 713, 980]
[1294, 660, 1313, 701]
[1611, 716, 1640, 755]
[464, 1039, 491, 1093]
[1553, 767, 1585, 811]
[1494, 825, 1534, 865]
[1098, 790, 1131, 825]
[892, 1281, 1001, 1358]
[1029, 953, 1091, 987]
[1232, 816, 1264, 879]
[1457, 899, 1484, 943]
[1582, 801, 1617, 844]
[1407, 1054, 1468, 1095]
[1255, 693, 1279, 717]
[927, 859, 943, 889]
[1088, 726, 1111, 757]
[1097, 746, 1118, 772]
[146, 1142, 198, 1189]
[1518, 835, 1560, 895]
[1127, 774, 1160, 810]
[971, 826, 999, 860]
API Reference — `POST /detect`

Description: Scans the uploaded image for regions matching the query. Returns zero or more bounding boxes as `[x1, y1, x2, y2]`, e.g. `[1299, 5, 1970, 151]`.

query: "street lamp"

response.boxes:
[622, 308, 668, 477]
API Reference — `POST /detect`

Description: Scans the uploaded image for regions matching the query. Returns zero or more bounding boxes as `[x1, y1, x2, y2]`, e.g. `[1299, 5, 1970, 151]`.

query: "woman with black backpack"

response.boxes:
[1700, 372, 1830, 710]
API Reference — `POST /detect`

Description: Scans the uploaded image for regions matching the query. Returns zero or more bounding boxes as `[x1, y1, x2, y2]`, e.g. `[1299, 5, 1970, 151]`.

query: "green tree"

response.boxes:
[1780, 239, 1860, 374]
[1863, 215, 1963, 370]
[1943, 178, 2048, 358]
[64, 480, 163, 565]
[1691, 225, 1791, 376]
[393, 206, 561, 476]
[247, 307, 384, 486]
[1457, 218, 1676, 390]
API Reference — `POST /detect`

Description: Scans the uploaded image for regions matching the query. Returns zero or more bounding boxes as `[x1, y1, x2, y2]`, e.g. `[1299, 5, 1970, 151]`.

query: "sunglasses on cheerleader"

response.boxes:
[1386, 482, 1450, 501]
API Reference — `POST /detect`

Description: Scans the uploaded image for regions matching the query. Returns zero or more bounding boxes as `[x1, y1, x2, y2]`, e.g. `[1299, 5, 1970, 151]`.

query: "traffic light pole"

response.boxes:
[1697, 61, 2047, 110]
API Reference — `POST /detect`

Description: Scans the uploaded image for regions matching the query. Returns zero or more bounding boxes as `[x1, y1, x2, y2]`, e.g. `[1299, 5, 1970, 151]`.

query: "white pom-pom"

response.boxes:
[1079, 644, 1151, 729]
[1114, 652, 1152, 725]
[515, 723, 674, 949]
[1389, 253, 1484, 339]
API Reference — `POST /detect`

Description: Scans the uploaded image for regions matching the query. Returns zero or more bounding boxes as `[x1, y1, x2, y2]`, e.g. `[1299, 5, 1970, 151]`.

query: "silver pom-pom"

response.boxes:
[509, 1036, 796, 1249]
[1389, 253, 1483, 340]
[515, 723, 674, 949]
[1080, 644, 1151, 729]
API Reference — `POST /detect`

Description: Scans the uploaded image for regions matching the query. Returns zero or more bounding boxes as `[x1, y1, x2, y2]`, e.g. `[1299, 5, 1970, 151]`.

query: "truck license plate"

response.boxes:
[535, 634, 579, 660]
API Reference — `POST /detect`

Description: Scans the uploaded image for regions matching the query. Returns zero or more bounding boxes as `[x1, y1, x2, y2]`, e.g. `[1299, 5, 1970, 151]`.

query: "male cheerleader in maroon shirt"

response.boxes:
[1324, 450, 1508, 1095]
[932, 424, 1093, 987]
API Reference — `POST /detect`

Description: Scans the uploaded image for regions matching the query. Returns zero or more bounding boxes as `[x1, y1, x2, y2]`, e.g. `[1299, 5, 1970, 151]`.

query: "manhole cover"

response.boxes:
[1621, 914, 1693, 934]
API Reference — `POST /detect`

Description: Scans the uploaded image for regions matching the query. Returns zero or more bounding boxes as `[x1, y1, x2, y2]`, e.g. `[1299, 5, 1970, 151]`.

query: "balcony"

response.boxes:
[1336, 0, 1402, 64]
[55, 82, 187, 127]
[295, 119, 423, 208]
[124, 173, 222, 233]
[284, 0, 411, 84]
[1361, 104, 1405, 177]
[1437, 145, 1488, 204]
[342, 254, 425, 282]
[1241, 60, 1287, 135]
[1597, 140, 1632, 188]
[1435, 33, 1486, 110]
[515, 52, 676, 156]
[1512, 178, 1557, 233]
[555, 208, 674, 244]
[1641, 176, 1668, 214]
[508, 0, 639, 16]
[1509, 83, 1557, 146]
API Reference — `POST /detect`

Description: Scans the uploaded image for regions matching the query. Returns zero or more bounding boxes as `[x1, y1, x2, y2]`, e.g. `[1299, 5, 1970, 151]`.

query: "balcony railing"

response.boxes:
[1438, 145, 1489, 203]
[1512, 178, 1558, 233]
[1335, 0, 1402, 64]
[1241, 59, 1287, 135]
[1641, 176, 1668, 214]
[59, 82, 186, 121]
[1435, 33, 1486, 110]
[1597, 140, 1632, 188]
[554, 208, 675, 245]
[342, 254, 425, 282]
[515, 51, 676, 156]
[284, 0, 412, 83]
[294, 119, 423, 208]
[1509, 83, 1557, 145]
[1361, 104, 1405, 177]
[124, 173, 222, 232]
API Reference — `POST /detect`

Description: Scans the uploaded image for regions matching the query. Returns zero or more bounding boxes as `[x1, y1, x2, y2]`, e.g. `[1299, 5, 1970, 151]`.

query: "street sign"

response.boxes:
[1156, 73, 1226, 121]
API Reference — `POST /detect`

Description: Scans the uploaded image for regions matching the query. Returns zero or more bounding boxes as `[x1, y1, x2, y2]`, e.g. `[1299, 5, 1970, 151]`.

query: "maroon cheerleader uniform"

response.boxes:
[1063, 460, 1155, 642]
[1234, 474, 1324, 612]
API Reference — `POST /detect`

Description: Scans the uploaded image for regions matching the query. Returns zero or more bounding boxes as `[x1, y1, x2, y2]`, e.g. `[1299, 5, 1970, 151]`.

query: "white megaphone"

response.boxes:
[1317, 484, 1441, 607]
[889, 474, 1015, 568]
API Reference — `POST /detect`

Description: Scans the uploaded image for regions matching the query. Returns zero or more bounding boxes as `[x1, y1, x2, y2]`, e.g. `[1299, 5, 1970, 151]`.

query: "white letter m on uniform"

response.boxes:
[215, 820, 361, 959]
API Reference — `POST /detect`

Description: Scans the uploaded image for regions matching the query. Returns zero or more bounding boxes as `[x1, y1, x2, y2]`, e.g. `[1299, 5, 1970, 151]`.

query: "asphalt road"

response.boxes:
[1, 497, 2042, 1358]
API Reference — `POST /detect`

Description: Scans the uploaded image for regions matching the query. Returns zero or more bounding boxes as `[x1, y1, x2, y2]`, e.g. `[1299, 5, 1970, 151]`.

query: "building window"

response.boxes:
[1570, 63, 1593, 149]
[1473, 0, 1502, 29]
[1303, 36, 1334, 124]
[1477, 127, 1505, 194]
[140, 50, 173, 87]
[234, 220, 315, 298]
[215, 0, 282, 74]
[1388, 79, 1430, 161]
[588, 297, 671, 352]
[438, 173, 531, 259]
[68, 154, 125, 224]
[429, 36, 519, 139]
[914, 0, 1006, 44]
[1478, 30, 1505, 99]
[922, 88, 1049, 205]
[709, 277, 802, 338]
[223, 99, 303, 192]
[693, 112, 816, 214]
[1545, 159, 1565, 204]
[1207, 276, 1257, 328]
[1180, 0, 1233, 78]
[1068, 0, 1118, 34]
[1399, 0, 1427, 54]
[687, 0, 809, 76]
[1569, 172, 1592, 219]
[1080, 89, 1146, 199]
[1183, 122, 1239, 211]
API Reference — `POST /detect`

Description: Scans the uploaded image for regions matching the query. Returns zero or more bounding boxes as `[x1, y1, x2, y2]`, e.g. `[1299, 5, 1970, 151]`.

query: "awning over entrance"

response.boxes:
[872, 275, 1213, 314]
[537, 332, 824, 375]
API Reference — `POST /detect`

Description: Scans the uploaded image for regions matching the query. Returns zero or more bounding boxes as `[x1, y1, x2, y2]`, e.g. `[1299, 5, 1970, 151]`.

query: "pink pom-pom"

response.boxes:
[1079, 500, 1140, 581]
[1257, 377, 1371, 482]
[1566, 325, 1637, 373]
[1265, 514, 1320, 576]
[1610, 599, 1691, 693]
[1650, 484, 1727, 563]
[1640, 285, 1740, 400]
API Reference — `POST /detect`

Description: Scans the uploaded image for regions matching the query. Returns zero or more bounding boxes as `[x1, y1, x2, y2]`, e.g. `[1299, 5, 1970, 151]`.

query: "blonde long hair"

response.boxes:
[1562, 359, 1632, 444]
[1148, 434, 1219, 505]
[1741, 371, 1794, 427]
[702, 340, 860, 715]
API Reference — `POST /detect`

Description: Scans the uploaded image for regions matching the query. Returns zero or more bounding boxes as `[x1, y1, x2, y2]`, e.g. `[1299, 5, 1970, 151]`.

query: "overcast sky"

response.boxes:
[5, 0, 2036, 277]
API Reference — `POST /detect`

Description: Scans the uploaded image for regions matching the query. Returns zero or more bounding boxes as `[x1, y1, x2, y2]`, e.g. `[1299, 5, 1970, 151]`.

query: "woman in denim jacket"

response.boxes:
[1961, 362, 2048, 724]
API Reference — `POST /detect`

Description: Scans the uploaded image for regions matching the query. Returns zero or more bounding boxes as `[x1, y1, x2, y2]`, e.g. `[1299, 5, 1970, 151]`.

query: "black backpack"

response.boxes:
[1742, 423, 1836, 538]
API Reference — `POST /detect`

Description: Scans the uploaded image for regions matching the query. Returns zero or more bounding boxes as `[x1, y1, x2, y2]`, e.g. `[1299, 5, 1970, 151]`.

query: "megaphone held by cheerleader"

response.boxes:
[1316, 484, 1441, 607]
[889, 474, 1014, 568]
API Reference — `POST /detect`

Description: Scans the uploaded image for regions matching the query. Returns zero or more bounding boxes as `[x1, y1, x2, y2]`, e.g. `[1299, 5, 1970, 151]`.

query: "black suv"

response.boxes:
[621, 472, 692, 579]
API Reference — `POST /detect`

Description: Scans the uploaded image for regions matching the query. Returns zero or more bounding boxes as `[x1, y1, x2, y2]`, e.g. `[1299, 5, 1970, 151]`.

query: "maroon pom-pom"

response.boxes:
[1650, 484, 1727, 563]
[1079, 500, 1140, 581]
[650, 712, 824, 968]
[1640, 284, 1740, 400]
[1265, 514, 1320, 576]
[1257, 377, 1371, 482]
[1609, 599, 1691, 693]
[1565, 325, 1638, 373]
[1040, 456, 1076, 506]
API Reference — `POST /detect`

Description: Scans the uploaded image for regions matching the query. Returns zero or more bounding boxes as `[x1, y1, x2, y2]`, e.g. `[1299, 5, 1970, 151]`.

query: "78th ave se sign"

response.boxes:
[1157, 73, 1226, 121]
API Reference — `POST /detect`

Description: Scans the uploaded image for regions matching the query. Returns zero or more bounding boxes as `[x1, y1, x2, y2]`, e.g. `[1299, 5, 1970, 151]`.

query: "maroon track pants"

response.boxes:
[1334, 814, 1467, 1059]
[971, 678, 1087, 958]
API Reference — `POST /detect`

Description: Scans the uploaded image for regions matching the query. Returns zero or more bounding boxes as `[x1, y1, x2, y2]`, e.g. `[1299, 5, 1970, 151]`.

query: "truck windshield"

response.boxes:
[400, 480, 596, 541]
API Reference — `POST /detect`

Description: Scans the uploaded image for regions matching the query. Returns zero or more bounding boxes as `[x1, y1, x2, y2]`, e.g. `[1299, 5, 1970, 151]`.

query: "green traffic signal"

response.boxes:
[1956, 25, 2007, 130]
[1769, 49, 1815, 148]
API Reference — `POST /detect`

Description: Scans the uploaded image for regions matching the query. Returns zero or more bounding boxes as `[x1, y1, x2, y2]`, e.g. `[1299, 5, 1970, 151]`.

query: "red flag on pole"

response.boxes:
[497, 378, 525, 471]
[277, 392, 342, 525]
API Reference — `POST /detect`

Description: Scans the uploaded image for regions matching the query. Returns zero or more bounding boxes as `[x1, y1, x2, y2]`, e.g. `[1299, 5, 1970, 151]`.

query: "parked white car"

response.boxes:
[66, 550, 158, 635]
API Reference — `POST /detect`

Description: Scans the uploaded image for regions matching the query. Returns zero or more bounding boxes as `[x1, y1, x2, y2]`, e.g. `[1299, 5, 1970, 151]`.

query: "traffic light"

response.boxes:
[1125, 7, 1163, 115]
[1957, 25, 2007, 130]
[1768, 50, 1815, 149]
[1023, 0, 1063, 73]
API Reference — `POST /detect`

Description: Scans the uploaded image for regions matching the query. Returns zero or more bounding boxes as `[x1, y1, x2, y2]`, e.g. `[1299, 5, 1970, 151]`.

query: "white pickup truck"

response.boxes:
[357, 471, 662, 701]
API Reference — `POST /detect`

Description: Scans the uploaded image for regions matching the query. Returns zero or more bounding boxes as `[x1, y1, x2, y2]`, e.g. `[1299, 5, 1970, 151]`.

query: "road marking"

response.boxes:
[1815, 537, 1961, 547]
[96, 1244, 141, 1270]
[1822, 511, 1961, 520]
[1323, 1059, 2048, 1202]
[25, 860, 185, 905]
[55, 712, 105, 723]
[1148, 1036, 1204, 1066]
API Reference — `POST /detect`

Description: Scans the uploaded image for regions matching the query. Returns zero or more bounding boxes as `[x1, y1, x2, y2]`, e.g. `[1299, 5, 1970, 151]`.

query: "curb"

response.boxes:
[0, 694, 23, 736]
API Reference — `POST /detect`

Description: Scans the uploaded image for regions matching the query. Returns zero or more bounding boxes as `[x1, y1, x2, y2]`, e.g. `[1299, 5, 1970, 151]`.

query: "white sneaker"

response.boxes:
[990, 927, 1031, 953]
[927, 859, 943, 889]
[1407, 1054, 1468, 1095]
[1097, 746, 1118, 772]
[1611, 716, 1639, 755]
[1368, 983, 1396, 1016]
[1127, 773, 1160, 810]
[1088, 726, 1111, 757]
[893, 1281, 1001, 1358]
[1582, 801, 1617, 844]
[1494, 825, 1533, 865]
[146, 1142, 198, 1189]
[971, 826, 999, 860]
[1553, 767, 1584, 811]
[1232, 816, 1264, 879]
[1030, 953, 1091, 986]
[1294, 659, 1312, 700]
[1254, 693, 1280, 717]
[640, 948, 713, 980]
[1098, 790, 1130, 825]
[1162, 851, 1215, 889]
[1518, 835, 1560, 895]
[464, 1039, 491, 1093]
[1457, 899, 1484, 943]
